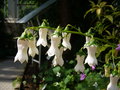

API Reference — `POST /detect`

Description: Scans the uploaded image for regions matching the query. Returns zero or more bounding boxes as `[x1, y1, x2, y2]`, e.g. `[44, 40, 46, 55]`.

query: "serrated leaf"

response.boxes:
[105, 30, 111, 36]
[89, 0, 96, 7]
[105, 50, 112, 63]
[100, 1, 107, 7]
[105, 5, 115, 10]
[104, 15, 113, 23]
[96, 44, 111, 57]
[84, 8, 96, 18]
[64, 75, 74, 84]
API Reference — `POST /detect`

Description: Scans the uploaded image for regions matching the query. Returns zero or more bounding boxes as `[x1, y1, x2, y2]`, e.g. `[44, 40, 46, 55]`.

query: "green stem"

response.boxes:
[112, 48, 116, 69]
[63, 30, 86, 36]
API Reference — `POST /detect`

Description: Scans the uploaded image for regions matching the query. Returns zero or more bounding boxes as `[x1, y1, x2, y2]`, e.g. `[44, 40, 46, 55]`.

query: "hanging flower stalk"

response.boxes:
[84, 36, 98, 68]
[46, 26, 62, 57]
[28, 38, 38, 57]
[37, 20, 48, 47]
[107, 75, 120, 90]
[14, 39, 28, 63]
[52, 47, 64, 66]
[74, 55, 85, 72]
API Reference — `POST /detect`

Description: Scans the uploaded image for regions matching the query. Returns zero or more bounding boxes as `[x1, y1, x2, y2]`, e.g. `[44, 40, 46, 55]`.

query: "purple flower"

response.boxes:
[91, 65, 96, 70]
[116, 44, 120, 51]
[80, 73, 86, 80]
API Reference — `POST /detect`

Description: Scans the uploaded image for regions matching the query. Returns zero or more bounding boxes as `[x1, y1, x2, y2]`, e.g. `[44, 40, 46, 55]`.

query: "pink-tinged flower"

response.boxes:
[46, 35, 61, 57]
[74, 55, 85, 72]
[37, 28, 48, 47]
[14, 39, 28, 63]
[80, 73, 86, 80]
[85, 45, 98, 67]
[107, 74, 119, 90]
[62, 33, 71, 50]
[116, 44, 120, 51]
[52, 47, 64, 66]
[91, 65, 96, 70]
[28, 38, 38, 57]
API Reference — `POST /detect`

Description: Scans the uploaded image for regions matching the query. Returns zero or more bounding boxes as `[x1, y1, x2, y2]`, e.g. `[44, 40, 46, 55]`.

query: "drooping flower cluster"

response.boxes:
[14, 24, 72, 66]
[46, 26, 71, 66]
[14, 38, 39, 63]
[47, 33, 61, 57]
[14, 18, 120, 90]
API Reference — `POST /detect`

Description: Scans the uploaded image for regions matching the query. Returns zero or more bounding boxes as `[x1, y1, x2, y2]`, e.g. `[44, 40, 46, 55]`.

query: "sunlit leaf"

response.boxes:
[104, 15, 113, 23]
[96, 44, 111, 57]
[100, 1, 107, 7]
[105, 30, 111, 36]
[105, 50, 112, 63]
[89, 0, 96, 7]
[84, 8, 96, 18]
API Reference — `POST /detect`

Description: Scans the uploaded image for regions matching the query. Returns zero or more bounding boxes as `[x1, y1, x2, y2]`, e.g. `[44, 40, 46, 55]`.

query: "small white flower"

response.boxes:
[47, 35, 61, 57]
[14, 39, 28, 63]
[52, 47, 64, 66]
[62, 33, 71, 50]
[54, 82, 59, 86]
[74, 55, 85, 72]
[93, 82, 98, 88]
[28, 38, 38, 57]
[107, 75, 119, 90]
[85, 45, 98, 66]
[37, 28, 48, 47]
[56, 72, 61, 77]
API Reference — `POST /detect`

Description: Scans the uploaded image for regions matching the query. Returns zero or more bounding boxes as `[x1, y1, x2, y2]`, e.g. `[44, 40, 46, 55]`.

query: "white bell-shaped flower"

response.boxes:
[85, 45, 98, 66]
[28, 38, 38, 57]
[14, 39, 28, 63]
[37, 28, 48, 47]
[47, 35, 61, 57]
[107, 75, 119, 90]
[74, 55, 85, 72]
[62, 33, 71, 50]
[52, 47, 64, 66]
